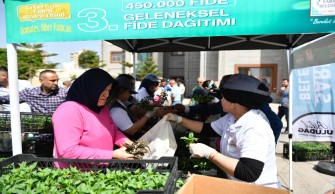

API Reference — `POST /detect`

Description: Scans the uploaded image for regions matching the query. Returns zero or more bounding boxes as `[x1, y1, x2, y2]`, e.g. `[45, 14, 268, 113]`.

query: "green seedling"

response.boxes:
[193, 160, 208, 171]
[180, 132, 198, 147]
[0, 162, 170, 193]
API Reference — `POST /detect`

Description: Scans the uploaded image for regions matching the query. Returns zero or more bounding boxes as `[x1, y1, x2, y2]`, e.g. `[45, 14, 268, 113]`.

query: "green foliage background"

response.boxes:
[78, 50, 105, 69]
[136, 57, 160, 80]
[0, 47, 57, 80]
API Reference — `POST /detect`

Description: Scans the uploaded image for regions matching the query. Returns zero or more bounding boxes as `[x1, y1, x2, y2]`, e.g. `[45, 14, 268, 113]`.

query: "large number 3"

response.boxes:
[77, 8, 108, 32]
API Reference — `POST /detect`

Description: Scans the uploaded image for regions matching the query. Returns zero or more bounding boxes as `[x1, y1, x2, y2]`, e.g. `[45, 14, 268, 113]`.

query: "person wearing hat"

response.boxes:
[174, 75, 282, 144]
[134, 74, 160, 102]
[110, 76, 158, 139]
[166, 74, 281, 188]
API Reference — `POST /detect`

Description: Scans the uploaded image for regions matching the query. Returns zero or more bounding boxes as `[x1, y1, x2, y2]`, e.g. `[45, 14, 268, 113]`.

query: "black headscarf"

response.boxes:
[66, 68, 117, 113]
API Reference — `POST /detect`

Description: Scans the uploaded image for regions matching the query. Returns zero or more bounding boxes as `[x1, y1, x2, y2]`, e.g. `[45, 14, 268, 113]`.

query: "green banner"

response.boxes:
[5, 0, 335, 43]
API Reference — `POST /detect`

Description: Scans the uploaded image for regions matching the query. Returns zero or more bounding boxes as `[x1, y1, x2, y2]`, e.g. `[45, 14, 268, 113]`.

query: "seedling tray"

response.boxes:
[283, 142, 332, 161]
[0, 154, 178, 194]
[0, 111, 53, 133]
[0, 112, 54, 157]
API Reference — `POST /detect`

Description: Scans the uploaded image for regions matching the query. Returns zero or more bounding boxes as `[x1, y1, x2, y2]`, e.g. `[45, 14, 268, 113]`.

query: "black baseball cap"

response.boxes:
[220, 74, 270, 109]
[222, 74, 269, 96]
[144, 74, 160, 83]
[116, 77, 137, 94]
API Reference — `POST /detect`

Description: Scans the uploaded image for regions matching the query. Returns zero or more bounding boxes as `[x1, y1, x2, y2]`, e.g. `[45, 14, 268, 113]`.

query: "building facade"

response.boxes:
[102, 41, 289, 102]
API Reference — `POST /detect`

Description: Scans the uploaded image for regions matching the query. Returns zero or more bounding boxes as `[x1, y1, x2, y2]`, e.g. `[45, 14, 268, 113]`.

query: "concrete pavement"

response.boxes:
[271, 103, 335, 194]
[276, 133, 335, 194]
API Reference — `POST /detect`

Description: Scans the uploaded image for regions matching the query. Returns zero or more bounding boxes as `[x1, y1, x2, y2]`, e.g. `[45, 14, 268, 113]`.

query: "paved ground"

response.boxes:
[270, 103, 335, 194]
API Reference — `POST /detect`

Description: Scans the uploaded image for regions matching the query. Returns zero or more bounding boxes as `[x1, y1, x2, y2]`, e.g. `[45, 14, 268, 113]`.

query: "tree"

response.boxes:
[17, 43, 57, 80]
[120, 61, 133, 74]
[0, 44, 57, 80]
[17, 43, 44, 51]
[78, 50, 105, 69]
[69, 74, 77, 80]
[136, 57, 160, 80]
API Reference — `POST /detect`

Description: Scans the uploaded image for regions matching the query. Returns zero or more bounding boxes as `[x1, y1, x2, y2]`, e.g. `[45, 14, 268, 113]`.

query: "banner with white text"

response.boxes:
[5, 0, 335, 43]
[291, 63, 335, 142]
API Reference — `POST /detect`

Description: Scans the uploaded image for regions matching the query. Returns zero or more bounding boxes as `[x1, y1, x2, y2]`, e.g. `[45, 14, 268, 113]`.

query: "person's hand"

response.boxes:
[145, 107, 158, 118]
[189, 143, 216, 159]
[165, 113, 182, 123]
[156, 107, 178, 117]
[174, 104, 190, 113]
[128, 104, 138, 114]
[112, 147, 135, 159]
[173, 104, 185, 113]
[130, 106, 146, 118]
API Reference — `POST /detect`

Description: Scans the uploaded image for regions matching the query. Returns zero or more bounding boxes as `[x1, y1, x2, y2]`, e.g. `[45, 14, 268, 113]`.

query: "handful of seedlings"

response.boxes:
[125, 140, 150, 159]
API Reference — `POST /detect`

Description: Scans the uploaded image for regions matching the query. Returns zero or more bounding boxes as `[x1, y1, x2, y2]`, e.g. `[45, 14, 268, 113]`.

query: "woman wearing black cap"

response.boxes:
[134, 74, 160, 101]
[53, 68, 134, 168]
[166, 74, 281, 188]
[110, 76, 157, 139]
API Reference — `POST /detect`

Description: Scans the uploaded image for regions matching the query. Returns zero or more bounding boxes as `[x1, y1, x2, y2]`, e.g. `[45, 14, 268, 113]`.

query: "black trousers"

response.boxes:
[278, 106, 289, 132]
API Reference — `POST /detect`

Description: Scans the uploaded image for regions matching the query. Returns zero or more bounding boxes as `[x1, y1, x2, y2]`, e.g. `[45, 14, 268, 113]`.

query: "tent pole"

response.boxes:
[287, 48, 293, 193]
[132, 52, 136, 79]
[7, 43, 23, 156]
[204, 51, 207, 79]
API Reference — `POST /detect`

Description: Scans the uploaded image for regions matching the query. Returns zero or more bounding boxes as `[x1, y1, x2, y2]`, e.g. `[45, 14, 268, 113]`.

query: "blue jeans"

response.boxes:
[278, 106, 289, 132]
[172, 101, 182, 106]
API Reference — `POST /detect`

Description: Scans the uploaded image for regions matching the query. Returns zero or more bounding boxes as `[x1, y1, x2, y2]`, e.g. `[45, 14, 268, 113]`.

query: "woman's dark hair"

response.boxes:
[118, 74, 135, 81]
[202, 80, 213, 89]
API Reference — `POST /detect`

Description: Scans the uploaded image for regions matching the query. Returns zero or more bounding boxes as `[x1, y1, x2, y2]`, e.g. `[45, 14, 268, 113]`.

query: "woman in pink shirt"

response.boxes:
[53, 68, 134, 167]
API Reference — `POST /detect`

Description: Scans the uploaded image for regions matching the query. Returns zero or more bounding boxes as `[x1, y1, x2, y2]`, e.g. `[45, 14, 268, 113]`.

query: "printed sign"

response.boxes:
[5, 0, 335, 43]
[291, 64, 335, 141]
[311, 0, 335, 16]
[18, 3, 71, 21]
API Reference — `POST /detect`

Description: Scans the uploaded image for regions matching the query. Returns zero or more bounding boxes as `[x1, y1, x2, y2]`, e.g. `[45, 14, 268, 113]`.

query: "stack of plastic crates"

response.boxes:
[0, 111, 53, 157]
[0, 154, 179, 193]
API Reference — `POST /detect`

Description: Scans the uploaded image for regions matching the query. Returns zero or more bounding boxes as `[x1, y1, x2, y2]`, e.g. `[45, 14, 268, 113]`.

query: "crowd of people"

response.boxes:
[1, 66, 296, 189]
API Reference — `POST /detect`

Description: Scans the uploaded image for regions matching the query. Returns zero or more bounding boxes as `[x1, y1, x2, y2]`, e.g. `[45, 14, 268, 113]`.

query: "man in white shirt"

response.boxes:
[0, 66, 32, 112]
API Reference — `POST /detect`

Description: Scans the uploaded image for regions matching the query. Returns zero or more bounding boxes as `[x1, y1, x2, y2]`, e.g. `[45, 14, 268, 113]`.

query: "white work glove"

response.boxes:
[165, 113, 182, 123]
[145, 107, 157, 118]
[189, 143, 216, 159]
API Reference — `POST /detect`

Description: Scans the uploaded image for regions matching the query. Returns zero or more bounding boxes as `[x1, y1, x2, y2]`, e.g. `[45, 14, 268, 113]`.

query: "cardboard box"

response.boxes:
[177, 174, 289, 194]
